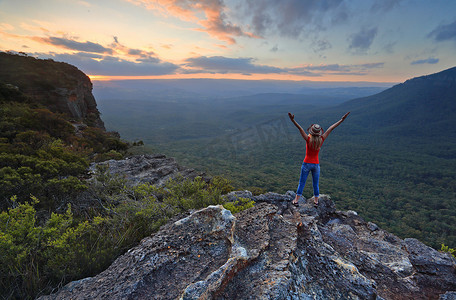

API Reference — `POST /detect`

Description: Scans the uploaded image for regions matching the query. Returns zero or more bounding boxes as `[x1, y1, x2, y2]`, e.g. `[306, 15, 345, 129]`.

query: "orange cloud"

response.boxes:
[126, 0, 258, 44]
[77, 1, 92, 7]
[110, 36, 162, 62]
[161, 43, 173, 49]
[20, 21, 51, 34]
[0, 23, 15, 31]
[0, 30, 18, 39]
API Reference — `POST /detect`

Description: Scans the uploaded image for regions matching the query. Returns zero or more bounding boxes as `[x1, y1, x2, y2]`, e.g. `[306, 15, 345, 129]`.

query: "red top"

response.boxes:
[303, 137, 324, 164]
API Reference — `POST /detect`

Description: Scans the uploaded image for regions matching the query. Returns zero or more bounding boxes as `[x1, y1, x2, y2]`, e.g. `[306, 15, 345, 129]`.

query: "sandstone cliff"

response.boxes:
[39, 192, 456, 300]
[0, 52, 105, 129]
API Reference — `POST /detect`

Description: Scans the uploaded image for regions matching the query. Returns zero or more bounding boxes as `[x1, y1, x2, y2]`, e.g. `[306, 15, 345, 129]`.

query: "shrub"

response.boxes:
[248, 186, 266, 196]
[1, 171, 243, 299]
[222, 197, 255, 214]
[441, 244, 455, 258]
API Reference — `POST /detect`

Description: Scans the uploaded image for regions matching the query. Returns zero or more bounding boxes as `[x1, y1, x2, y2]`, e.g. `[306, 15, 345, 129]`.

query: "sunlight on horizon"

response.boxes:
[1, 0, 455, 83]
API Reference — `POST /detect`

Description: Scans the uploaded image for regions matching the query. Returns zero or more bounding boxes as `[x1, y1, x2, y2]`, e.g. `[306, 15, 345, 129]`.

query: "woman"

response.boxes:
[288, 112, 350, 206]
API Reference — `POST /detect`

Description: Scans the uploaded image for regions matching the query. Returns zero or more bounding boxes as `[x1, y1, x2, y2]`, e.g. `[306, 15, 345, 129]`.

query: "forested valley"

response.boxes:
[97, 67, 456, 250]
[1, 53, 455, 299]
[0, 53, 239, 299]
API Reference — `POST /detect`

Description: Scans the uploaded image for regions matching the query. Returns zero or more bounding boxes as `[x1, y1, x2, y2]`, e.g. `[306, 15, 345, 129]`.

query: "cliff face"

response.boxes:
[48, 72, 104, 129]
[39, 192, 456, 300]
[0, 52, 105, 129]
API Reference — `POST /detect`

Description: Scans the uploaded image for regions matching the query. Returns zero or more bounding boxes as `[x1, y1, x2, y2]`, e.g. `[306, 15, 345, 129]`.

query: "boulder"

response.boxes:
[39, 193, 456, 300]
[89, 154, 209, 186]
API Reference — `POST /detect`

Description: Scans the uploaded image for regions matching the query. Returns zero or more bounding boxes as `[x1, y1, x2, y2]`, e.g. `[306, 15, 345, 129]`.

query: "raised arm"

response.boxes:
[288, 112, 309, 141]
[322, 112, 350, 140]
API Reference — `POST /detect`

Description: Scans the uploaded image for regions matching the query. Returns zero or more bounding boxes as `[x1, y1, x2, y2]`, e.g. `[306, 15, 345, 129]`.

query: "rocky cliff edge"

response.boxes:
[0, 52, 105, 129]
[39, 192, 456, 300]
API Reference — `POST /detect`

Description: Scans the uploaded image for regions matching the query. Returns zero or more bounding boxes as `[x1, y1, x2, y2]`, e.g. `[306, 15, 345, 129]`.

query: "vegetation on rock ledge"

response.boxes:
[0, 162, 242, 299]
[0, 82, 128, 211]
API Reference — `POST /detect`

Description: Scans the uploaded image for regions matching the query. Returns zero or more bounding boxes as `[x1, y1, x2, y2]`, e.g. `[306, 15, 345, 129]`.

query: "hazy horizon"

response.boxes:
[1, 0, 455, 82]
[92, 77, 396, 101]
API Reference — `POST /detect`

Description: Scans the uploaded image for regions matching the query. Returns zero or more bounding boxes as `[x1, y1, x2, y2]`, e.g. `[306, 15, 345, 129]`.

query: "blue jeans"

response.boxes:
[296, 162, 320, 197]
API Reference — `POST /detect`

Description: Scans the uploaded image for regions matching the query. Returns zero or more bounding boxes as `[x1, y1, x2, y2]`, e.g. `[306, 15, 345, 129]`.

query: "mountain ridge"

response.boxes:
[2, 52, 455, 299]
[93, 78, 391, 100]
[336, 66, 456, 136]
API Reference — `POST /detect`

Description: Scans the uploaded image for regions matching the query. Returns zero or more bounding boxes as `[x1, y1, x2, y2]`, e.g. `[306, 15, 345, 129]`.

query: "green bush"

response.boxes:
[0, 193, 169, 299]
[247, 186, 266, 196]
[223, 197, 255, 214]
[0, 169, 242, 299]
[0, 84, 129, 210]
[441, 244, 455, 258]
[161, 176, 225, 211]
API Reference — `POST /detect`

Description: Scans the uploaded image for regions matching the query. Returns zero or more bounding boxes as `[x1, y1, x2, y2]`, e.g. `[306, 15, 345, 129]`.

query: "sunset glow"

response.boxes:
[1, 0, 455, 83]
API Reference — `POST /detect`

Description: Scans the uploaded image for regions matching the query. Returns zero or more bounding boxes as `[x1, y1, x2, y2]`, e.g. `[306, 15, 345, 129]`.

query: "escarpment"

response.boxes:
[6, 53, 453, 299]
[39, 193, 456, 300]
[0, 52, 104, 129]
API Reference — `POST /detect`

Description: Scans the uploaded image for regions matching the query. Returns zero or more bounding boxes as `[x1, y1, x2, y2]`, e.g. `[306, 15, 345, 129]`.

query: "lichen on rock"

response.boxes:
[39, 194, 456, 300]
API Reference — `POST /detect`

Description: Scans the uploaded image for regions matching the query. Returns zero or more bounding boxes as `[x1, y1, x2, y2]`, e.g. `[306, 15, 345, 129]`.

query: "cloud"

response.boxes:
[311, 39, 332, 53]
[0, 23, 15, 31]
[125, 0, 349, 46]
[23, 35, 178, 76]
[183, 56, 321, 76]
[27, 50, 383, 78]
[383, 41, 396, 54]
[12, 34, 174, 75]
[184, 56, 282, 74]
[110, 36, 159, 62]
[348, 27, 378, 52]
[242, 0, 347, 39]
[0, 29, 20, 40]
[428, 20, 456, 42]
[286, 68, 322, 77]
[20, 22, 50, 34]
[370, 0, 403, 12]
[183, 55, 384, 77]
[358, 62, 384, 69]
[289, 62, 383, 76]
[304, 64, 350, 72]
[77, 1, 92, 7]
[7, 32, 163, 65]
[126, 0, 256, 44]
[34, 52, 179, 76]
[410, 57, 439, 65]
[34, 36, 113, 54]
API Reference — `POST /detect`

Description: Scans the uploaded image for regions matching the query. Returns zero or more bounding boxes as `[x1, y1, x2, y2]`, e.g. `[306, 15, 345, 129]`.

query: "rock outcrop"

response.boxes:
[51, 78, 104, 129]
[89, 154, 209, 186]
[0, 52, 105, 129]
[39, 194, 456, 300]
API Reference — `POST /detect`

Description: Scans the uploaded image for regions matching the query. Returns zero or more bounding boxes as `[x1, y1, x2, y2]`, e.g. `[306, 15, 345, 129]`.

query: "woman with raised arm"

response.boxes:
[288, 112, 350, 206]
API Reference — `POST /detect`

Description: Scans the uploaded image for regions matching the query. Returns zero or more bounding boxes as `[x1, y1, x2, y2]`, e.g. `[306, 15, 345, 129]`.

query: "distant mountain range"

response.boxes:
[93, 78, 391, 101]
[2, 52, 454, 299]
[95, 65, 456, 251]
[337, 66, 456, 137]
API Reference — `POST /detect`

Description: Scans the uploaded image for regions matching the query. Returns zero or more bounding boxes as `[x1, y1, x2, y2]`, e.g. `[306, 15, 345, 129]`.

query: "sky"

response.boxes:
[0, 0, 455, 83]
